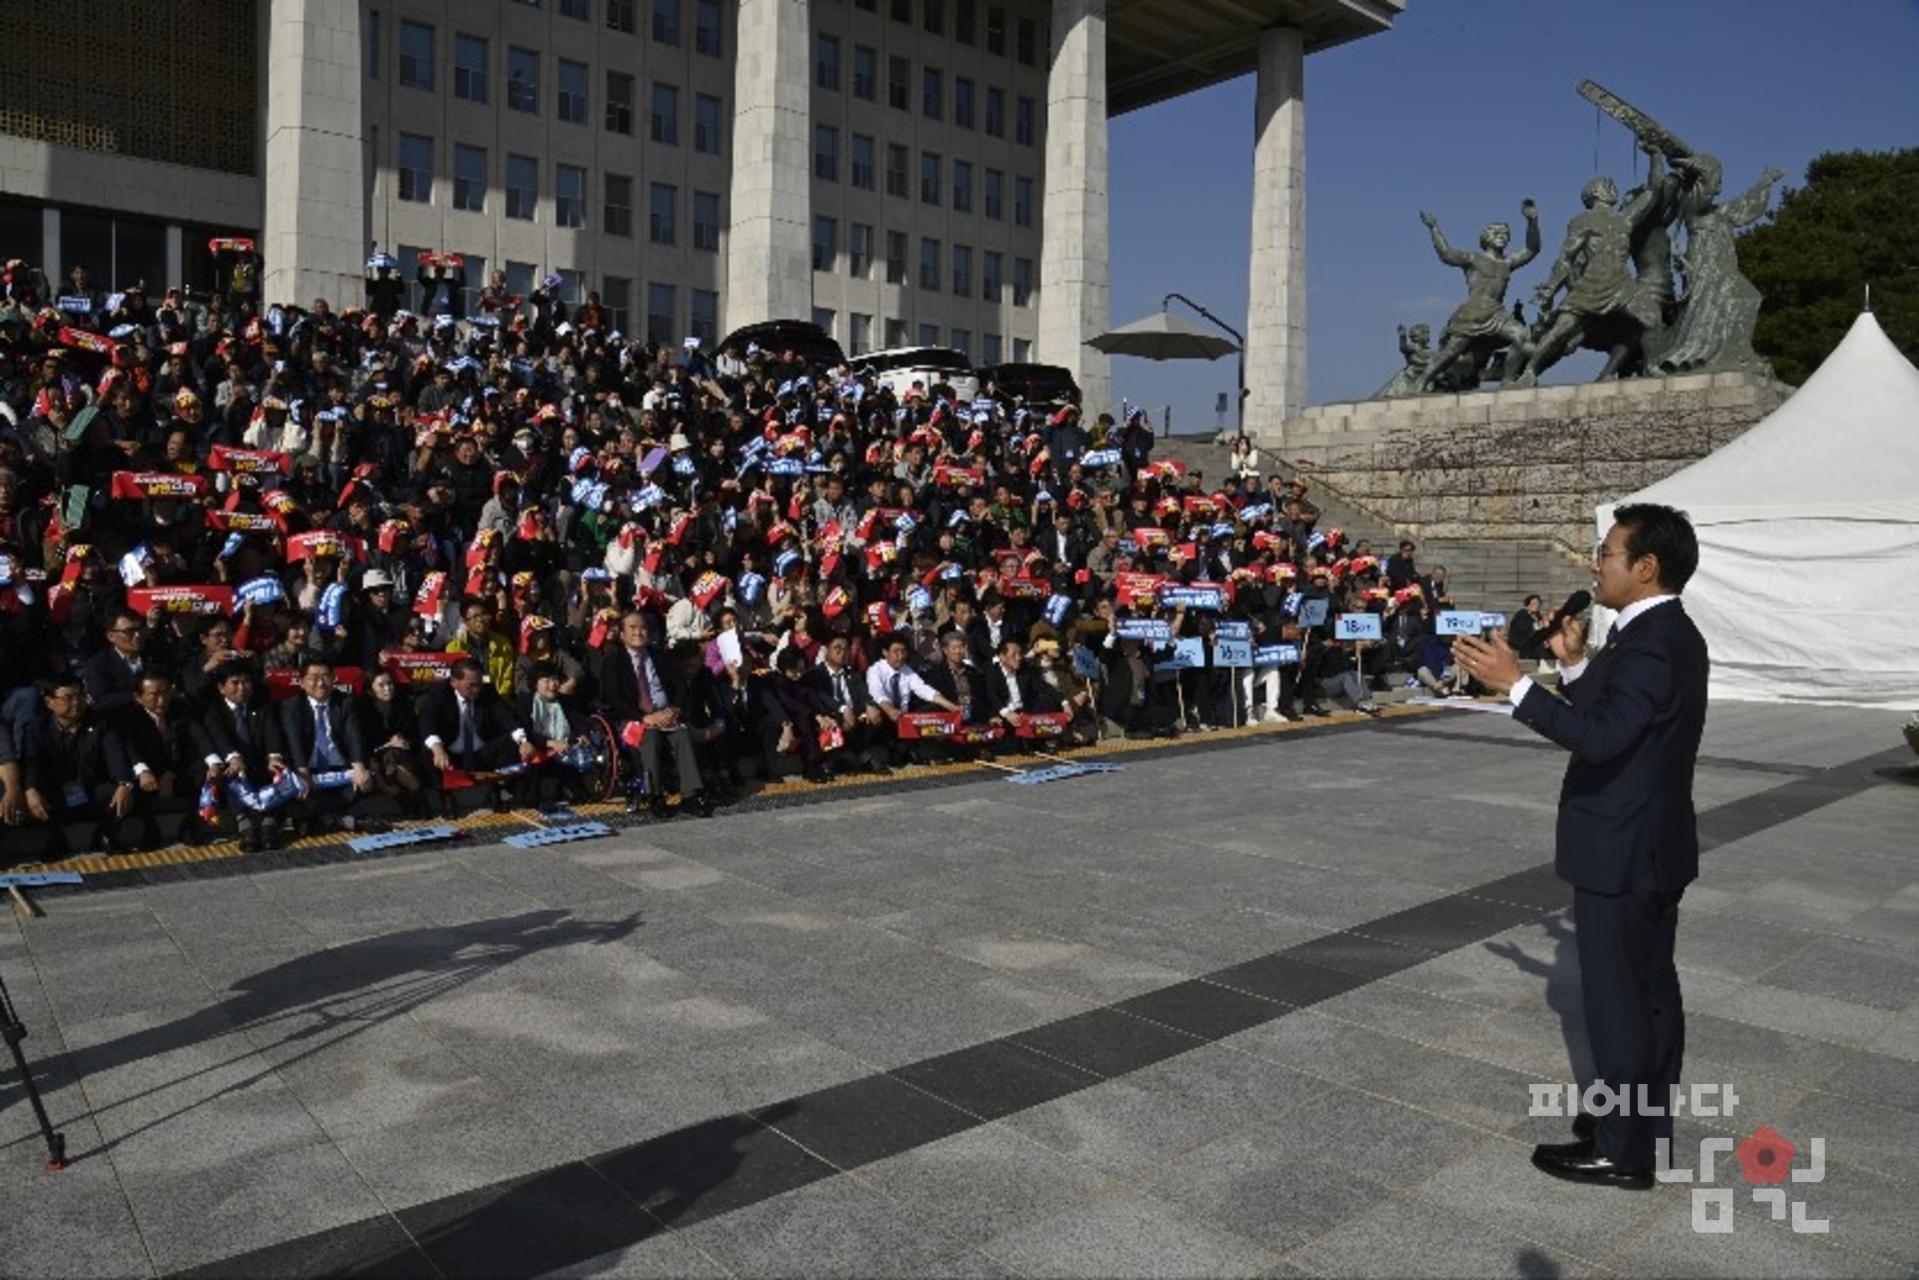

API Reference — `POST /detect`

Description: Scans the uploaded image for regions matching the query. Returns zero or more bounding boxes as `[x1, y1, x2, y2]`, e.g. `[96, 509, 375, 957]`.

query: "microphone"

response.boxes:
[1519, 589, 1591, 659]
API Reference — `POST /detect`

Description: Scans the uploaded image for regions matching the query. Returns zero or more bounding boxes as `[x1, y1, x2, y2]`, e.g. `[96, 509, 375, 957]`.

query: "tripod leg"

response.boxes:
[1, 976, 68, 1170]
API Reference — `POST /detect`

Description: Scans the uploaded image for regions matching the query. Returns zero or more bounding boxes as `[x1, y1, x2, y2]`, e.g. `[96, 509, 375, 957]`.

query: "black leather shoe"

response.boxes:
[239, 829, 262, 854]
[688, 792, 716, 818]
[803, 764, 831, 785]
[1572, 1111, 1596, 1142]
[1531, 1140, 1652, 1190]
[1303, 703, 1331, 717]
[648, 794, 674, 821]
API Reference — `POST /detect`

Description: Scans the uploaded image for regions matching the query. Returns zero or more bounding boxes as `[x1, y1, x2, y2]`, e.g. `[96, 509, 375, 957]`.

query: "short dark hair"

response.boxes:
[529, 660, 561, 683]
[1613, 503, 1698, 593]
[300, 658, 334, 676]
[215, 659, 256, 686]
[450, 657, 486, 681]
[1523, 593, 1542, 608]
[775, 646, 806, 675]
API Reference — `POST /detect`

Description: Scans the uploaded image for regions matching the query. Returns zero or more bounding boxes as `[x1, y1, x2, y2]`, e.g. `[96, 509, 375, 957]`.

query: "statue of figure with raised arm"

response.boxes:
[1416, 201, 1542, 391]
[1647, 157, 1785, 375]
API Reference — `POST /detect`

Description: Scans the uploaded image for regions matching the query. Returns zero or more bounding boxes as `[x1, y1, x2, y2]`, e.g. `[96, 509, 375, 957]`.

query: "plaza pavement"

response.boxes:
[1, 700, 1914, 1279]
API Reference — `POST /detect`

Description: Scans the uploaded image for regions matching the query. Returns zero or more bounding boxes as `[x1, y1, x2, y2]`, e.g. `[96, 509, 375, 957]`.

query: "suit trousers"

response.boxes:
[1574, 885, 1685, 1168]
[634, 723, 703, 796]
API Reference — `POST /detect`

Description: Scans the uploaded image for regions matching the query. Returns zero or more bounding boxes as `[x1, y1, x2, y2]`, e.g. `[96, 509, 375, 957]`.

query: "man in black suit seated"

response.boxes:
[597, 610, 713, 819]
[107, 672, 210, 847]
[1453, 503, 1710, 1191]
[82, 609, 163, 714]
[276, 659, 373, 832]
[802, 632, 888, 773]
[191, 661, 293, 852]
[982, 636, 1064, 750]
[22, 675, 140, 853]
[762, 644, 839, 783]
[419, 657, 538, 809]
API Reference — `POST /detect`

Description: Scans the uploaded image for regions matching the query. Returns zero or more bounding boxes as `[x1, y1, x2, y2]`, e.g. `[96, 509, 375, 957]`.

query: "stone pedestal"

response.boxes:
[726, 0, 813, 331]
[262, 0, 365, 310]
[1039, 0, 1112, 415]
[1279, 372, 1791, 560]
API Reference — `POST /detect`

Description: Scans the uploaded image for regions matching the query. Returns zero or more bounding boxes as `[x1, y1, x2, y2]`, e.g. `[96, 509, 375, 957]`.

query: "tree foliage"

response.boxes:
[1737, 148, 1919, 385]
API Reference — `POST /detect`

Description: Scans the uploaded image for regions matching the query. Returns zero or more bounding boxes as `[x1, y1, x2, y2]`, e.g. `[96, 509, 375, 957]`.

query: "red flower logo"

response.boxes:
[1735, 1126, 1796, 1185]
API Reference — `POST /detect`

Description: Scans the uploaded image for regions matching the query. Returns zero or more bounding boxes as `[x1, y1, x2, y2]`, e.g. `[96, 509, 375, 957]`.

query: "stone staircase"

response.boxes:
[1155, 434, 1592, 616]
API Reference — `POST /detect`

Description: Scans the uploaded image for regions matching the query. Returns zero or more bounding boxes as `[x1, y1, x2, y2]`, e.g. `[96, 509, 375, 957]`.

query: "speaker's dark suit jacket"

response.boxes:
[1513, 600, 1709, 896]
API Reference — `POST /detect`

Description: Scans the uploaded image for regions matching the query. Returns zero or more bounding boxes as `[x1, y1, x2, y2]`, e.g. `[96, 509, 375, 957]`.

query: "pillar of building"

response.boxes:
[165, 225, 184, 290]
[726, 0, 813, 331]
[1038, 0, 1112, 415]
[261, 0, 366, 311]
[41, 206, 60, 284]
[1243, 25, 1306, 441]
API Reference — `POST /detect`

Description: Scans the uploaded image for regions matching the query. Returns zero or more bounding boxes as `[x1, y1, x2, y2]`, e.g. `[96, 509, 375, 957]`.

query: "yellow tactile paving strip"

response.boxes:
[19, 702, 1449, 880]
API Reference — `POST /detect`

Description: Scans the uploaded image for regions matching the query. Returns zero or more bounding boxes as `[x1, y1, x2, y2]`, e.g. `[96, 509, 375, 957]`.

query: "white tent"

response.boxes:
[1594, 311, 1919, 710]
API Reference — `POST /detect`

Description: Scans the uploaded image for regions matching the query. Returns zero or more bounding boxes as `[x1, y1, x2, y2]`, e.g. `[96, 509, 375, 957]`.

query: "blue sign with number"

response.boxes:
[1213, 638, 1254, 668]
[1156, 637, 1206, 673]
[1298, 598, 1331, 628]
[1436, 611, 1483, 637]
[1336, 613, 1384, 642]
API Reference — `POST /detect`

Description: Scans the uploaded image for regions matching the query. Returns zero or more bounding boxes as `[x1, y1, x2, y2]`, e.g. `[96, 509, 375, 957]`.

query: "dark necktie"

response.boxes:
[889, 670, 903, 709]
[457, 698, 479, 755]
[232, 705, 250, 746]
[634, 652, 655, 713]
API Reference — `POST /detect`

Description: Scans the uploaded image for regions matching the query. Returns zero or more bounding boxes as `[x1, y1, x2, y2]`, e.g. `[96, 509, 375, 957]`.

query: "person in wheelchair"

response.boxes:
[516, 660, 594, 806]
[598, 611, 715, 820]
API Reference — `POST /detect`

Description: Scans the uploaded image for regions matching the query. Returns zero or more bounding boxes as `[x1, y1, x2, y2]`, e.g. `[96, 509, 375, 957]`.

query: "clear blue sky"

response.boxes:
[1107, 0, 1919, 432]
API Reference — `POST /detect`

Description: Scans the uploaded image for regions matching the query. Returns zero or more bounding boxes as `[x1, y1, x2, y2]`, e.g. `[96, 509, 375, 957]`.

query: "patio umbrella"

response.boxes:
[1087, 309, 1240, 361]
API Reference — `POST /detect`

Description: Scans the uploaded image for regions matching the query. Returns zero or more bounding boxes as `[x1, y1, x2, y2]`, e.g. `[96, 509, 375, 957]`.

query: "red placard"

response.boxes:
[206, 509, 281, 533]
[110, 471, 210, 500]
[265, 666, 366, 700]
[208, 445, 292, 475]
[1015, 711, 1072, 739]
[898, 710, 962, 739]
[285, 530, 366, 563]
[384, 652, 459, 685]
[127, 584, 234, 617]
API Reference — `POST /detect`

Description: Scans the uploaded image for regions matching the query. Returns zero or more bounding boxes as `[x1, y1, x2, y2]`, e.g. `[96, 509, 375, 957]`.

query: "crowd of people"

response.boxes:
[0, 253, 1489, 857]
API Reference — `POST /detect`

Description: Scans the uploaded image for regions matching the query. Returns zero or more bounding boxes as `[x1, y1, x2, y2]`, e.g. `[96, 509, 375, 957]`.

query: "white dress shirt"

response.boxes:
[866, 657, 939, 709]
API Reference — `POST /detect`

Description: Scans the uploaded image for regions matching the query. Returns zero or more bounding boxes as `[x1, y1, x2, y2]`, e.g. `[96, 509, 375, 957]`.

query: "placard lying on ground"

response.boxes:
[347, 825, 462, 854]
[0, 871, 85, 888]
[1002, 761, 1126, 785]
[503, 821, 616, 848]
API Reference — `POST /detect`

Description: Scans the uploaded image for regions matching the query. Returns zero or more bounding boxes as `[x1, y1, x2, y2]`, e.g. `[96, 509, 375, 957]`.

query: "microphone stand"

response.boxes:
[0, 964, 67, 1170]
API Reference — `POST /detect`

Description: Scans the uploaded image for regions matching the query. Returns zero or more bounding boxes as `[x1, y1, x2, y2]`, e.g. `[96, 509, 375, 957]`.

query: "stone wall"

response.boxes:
[1268, 372, 1790, 561]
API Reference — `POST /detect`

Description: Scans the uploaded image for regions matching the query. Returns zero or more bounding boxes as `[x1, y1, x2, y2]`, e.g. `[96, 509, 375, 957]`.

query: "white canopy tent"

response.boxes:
[1593, 311, 1919, 710]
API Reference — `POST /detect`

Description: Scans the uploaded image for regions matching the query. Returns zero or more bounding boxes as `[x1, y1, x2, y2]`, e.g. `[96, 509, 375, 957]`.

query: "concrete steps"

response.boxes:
[1154, 434, 1592, 616]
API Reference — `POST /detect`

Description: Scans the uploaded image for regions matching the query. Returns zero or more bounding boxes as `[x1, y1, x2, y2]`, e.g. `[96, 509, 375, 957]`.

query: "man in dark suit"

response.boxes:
[920, 630, 989, 724]
[419, 657, 537, 807]
[1453, 503, 1709, 1190]
[277, 659, 372, 831]
[22, 675, 140, 853]
[983, 636, 1064, 738]
[107, 672, 208, 846]
[803, 632, 887, 772]
[82, 609, 162, 714]
[190, 662, 292, 852]
[597, 611, 713, 818]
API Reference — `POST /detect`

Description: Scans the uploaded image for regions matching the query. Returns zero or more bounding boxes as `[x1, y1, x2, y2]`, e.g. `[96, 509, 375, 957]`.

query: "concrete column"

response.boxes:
[41, 206, 60, 283]
[725, 0, 813, 330]
[1038, 0, 1111, 414]
[165, 224, 184, 290]
[262, 0, 366, 310]
[1244, 26, 1306, 442]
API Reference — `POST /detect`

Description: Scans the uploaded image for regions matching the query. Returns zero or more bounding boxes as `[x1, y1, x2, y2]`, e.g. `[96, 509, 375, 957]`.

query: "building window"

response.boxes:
[605, 173, 633, 236]
[953, 160, 973, 213]
[606, 0, 636, 33]
[366, 10, 381, 79]
[695, 94, 723, 153]
[924, 0, 943, 34]
[955, 0, 976, 44]
[652, 0, 680, 45]
[454, 34, 487, 103]
[920, 151, 941, 205]
[885, 144, 909, 198]
[1012, 337, 1032, 362]
[651, 82, 679, 144]
[815, 34, 840, 91]
[918, 322, 940, 347]
[1016, 16, 1036, 64]
[813, 125, 839, 182]
[606, 72, 634, 133]
[1012, 256, 1033, 306]
[885, 317, 908, 348]
[694, 0, 722, 55]
[849, 223, 873, 277]
[985, 87, 1004, 137]
[891, 0, 911, 21]
[982, 250, 1001, 301]
[888, 56, 910, 111]
[693, 190, 721, 250]
[954, 77, 975, 129]
[923, 68, 944, 122]
[453, 143, 487, 211]
[984, 168, 1003, 219]
[812, 216, 837, 271]
[458, 254, 488, 316]
[561, 0, 590, 16]
[505, 261, 536, 300]
[649, 182, 677, 244]
[399, 20, 434, 90]
[850, 134, 875, 189]
[506, 154, 538, 219]
[950, 327, 971, 359]
[852, 45, 877, 100]
[885, 230, 907, 285]
[507, 47, 539, 113]
[986, 5, 1006, 55]
[811, 306, 837, 339]
[647, 283, 677, 344]
[691, 289, 719, 345]
[1016, 96, 1035, 146]
[556, 163, 586, 227]
[983, 333, 1001, 364]
[558, 59, 588, 124]
[952, 243, 972, 296]
[397, 133, 432, 203]
[602, 275, 631, 331]
[850, 313, 873, 356]
[919, 238, 941, 291]
[1014, 176, 1033, 227]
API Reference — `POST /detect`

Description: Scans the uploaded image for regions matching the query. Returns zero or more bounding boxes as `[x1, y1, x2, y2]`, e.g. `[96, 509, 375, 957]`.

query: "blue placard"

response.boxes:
[0, 871, 85, 888]
[1071, 644, 1104, 681]
[1335, 613, 1384, 642]
[1003, 761, 1126, 786]
[1214, 620, 1253, 643]
[1213, 638, 1254, 668]
[503, 821, 616, 849]
[1298, 598, 1331, 628]
[1114, 617, 1171, 643]
[1436, 611, 1483, 637]
[1155, 636, 1206, 672]
[1254, 643, 1301, 668]
[1158, 584, 1226, 611]
[347, 824, 462, 854]
[1479, 612, 1508, 632]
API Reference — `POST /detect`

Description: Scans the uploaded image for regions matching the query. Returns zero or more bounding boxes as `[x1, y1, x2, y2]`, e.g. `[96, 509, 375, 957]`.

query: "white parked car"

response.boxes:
[856, 346, 980, 404]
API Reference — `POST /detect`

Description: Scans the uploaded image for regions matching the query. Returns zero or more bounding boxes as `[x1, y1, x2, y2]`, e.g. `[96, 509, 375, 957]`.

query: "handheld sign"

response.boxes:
[1114, 617, 1172, 643]
[1436, 611, 1483, 637]
[1479, 612, 1507, 633]
[1155, 636, 1206, 673]
[1213, 637, 1254, 668]
[1214, 620, 1253, 643]
[1335, 613, 1384, 642]
[1298, 598, 1331, 629]
[1254, 643, 1301, 668]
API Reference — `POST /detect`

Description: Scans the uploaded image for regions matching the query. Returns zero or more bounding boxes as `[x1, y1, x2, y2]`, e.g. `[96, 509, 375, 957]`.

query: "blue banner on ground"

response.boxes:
[503, 821, 616, 849]
[347, 824, 462, 853]
[0, 871, 85, 888]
